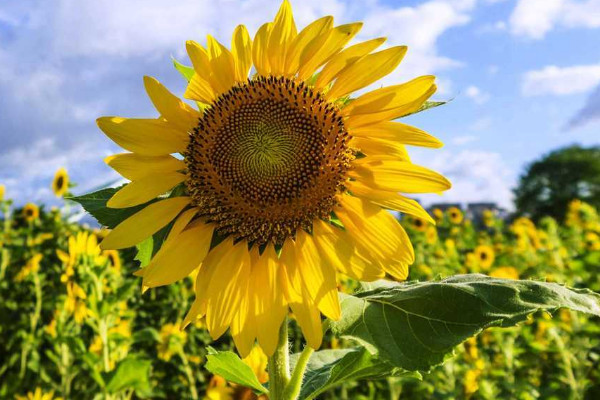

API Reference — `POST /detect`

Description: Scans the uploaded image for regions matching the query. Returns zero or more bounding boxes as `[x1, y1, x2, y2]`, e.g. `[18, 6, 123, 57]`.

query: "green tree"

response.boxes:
[514, 145, 600, 221]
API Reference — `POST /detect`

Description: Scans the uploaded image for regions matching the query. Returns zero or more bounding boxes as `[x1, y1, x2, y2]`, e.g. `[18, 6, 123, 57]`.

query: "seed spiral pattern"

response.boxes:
[185, 76, 354, 245]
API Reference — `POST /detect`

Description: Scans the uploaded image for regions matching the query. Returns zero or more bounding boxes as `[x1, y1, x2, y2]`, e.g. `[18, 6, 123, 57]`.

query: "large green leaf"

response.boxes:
[296, 348, 416, 400]
[331, 274, 600, 372]
[204, 347, 268, 394]
[68, 186, 154, 229]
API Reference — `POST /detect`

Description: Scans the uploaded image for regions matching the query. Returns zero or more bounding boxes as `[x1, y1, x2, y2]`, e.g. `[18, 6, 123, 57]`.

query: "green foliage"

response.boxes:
[514, 145, 600, 221]
[204, 347, 268, 394]
[296, 348, 413, 400]
[105, 357, 153, 397]
[332, 275, 600, 372]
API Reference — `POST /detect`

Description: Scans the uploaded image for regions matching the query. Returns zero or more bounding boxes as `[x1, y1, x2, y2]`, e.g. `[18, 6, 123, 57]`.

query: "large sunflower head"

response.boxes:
[97, 0, 450, 356]
[52, 168, 69, 198]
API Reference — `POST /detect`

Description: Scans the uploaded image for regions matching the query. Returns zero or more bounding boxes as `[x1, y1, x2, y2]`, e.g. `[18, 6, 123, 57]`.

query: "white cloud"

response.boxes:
[509, 0, 600, 39]
[469, 116, 493, 131]
[413, 149, 515, 209]
[464, 85, 490, 104]
[522, 64, 600, 96]
[452, 135, 479, 145]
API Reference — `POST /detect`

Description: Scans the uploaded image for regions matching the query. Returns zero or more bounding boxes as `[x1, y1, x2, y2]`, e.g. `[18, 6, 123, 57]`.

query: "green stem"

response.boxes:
[283, 345, 314, 400]
[549, 328, 579, 399]
[268, 318, 290, 399]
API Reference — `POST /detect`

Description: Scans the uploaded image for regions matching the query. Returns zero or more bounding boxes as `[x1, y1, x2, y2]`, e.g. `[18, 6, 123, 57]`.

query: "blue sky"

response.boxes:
[0, 0, 599, 210]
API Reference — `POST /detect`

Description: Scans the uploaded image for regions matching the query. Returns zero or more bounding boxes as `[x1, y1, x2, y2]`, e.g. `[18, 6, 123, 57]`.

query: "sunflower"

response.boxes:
[23, 203, 39, 222]
[97, 0, 450, 356]
[489, 266, 519, 280]
[15, 388, 62, 400]
[432, 207, 443, 222]
[103, 249, 122, 271]
[0, 184, 5, 201]
[409, 216, 428, 232]
[447, 206, 463, 224]
[474, 245, 495, 270]
[52, 168, 69, 197]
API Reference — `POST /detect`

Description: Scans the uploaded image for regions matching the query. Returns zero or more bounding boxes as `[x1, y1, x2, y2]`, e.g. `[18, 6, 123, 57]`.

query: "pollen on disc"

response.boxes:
[185, 76, 354, 245]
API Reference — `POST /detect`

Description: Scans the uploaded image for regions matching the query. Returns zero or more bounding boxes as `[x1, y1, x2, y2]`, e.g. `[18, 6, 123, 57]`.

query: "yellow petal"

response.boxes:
[347, 181, 435, 224]
[350, 158, 451, 193]
[205, 241, 251, 339]
[107, 172, 186, 208]
[298, 22, 362, 80]
[351, 137, 410, 161]
[140, 221, 214, 287]
[104, 153, 185, 181]
[314, 37, 386, 91]
[284, 16, 333, 76]
[326, 46, 407, 100]
[231, 25, 253, 82]
[267, 0, 297, 75]
[143, 76, 200, 132]
[350, 121, 443, 148]
[184, 74, 216, 103]
[296, 230, 340, 321]
[231, 273, 255, 358]
[288, 279, 323, 349]
[186, 40, 212, 81]
[207, 35, 236, 94]
[344, 76, 437, 128]
[165, 207, 198, 242]
[101, 197, 190, 250]
[253, 22, 273, 76]
[253, 245, 287, 357]
[337, 195, 414, 268]
[312, 219, 385, 281]
[97, 117, 188, 155]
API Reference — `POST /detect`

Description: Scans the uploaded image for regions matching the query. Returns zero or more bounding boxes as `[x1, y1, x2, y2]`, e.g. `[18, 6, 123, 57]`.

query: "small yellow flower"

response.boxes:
[157, 322, 187, 361]
[585, 231, 600, 251]
[65, 282, 90, 324]
[425, 226, 438, 244]
[410, 216, 427, 232]
[15, 388, 62, 400]
[205, 376, 233, 400]
[482, 209, 494, 227]
[89, 335, 103, 355]
[432, 208, 443, 222]
[0, 184, 5, 201]
[463, 369, 480, 396]
[474, 245, 495, 270]
[15, 253, 43, 282]
[52, 168, 69, 197]
[23, 203, 39, 222]
[103, 249, 122, 271]
[447, 207, 463, 224]
[489, 266, 519, 280]
[44, 318, 58, 338]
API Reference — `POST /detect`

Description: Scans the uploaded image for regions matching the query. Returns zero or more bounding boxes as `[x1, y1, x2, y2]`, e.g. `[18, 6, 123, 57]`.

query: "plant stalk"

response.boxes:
[283, 344, 313, 400]
[268, 318, 290, 399]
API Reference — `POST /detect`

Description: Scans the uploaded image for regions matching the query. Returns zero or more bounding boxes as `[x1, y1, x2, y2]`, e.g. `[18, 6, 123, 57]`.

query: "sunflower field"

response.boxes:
[1, 175, 599, 400]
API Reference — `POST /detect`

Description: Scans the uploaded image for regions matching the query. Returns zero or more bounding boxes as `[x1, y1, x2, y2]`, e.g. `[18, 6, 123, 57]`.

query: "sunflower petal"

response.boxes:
[350, 159, 451, 194]
[97, 117, 188, 155]
[351, 137, 410, 161]
[296, 230, 340, 321]
[326, 46, 407, 100]
[207, 35, 236, 94]
[267, 0, 297, 75]
[253, 22, 273, 76]
[100, 197, 190, 250]
[140, 221, 213, 287]
[165, 207, 198, 242]
[284, 16, 332, 76]
[143, 76, 200, 132]
[231, 25, 253, 82]
[350, 121, 443, 148]
[312, 219, 385, 281]
[347, 180, 435, 224]
[186, 40, 212, 80]
[231, 273, 255, 358]
[337, 195, 414, 268]
[315, 37, 386, 90]
[254, 245, 287, 357]
[205, 241, 251, 339]
[107, 172, 186, 208]
[104, 153, 185, 181]
[288, 281, 323, 349]
[184, 74, 216, 103]
[298, 22, 362, 80]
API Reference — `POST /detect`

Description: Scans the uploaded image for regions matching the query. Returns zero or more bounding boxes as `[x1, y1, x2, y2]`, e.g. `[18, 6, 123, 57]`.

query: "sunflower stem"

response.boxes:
[268, 318, 290, 399]
[283, 344, 314, 400]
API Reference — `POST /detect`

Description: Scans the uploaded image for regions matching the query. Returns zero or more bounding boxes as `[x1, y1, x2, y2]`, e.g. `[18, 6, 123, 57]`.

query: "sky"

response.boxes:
[0, 0, 599, 211]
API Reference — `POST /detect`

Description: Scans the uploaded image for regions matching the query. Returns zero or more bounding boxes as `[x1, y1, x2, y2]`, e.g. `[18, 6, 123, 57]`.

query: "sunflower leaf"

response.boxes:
[68, 186, 156, 229]
[204, 347, 268, 394]
[403, 99, 449, 118]
[172, 57, 195, 82]
[331, 274, 600, 372]
[293, 348, 417, 400]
